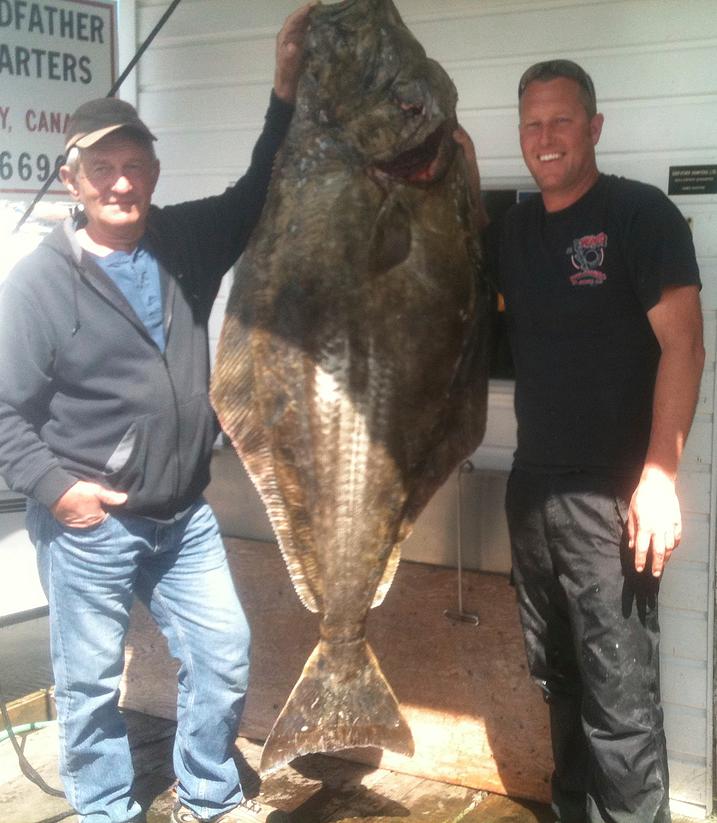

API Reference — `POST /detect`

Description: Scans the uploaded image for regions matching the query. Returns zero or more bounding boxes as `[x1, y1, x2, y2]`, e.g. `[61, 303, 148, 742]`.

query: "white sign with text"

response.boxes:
[0, 0, 116, 196]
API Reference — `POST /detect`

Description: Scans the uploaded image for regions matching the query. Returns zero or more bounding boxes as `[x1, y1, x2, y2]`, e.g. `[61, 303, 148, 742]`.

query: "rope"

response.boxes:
[0, 676, 64, 797]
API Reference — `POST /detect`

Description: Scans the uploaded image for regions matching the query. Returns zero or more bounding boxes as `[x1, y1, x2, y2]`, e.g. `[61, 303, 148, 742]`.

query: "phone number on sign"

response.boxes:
[0, 150, 65, 183]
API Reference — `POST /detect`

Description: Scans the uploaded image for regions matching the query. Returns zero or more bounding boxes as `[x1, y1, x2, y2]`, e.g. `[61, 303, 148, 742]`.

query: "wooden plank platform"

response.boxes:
[0, 712, 704, 822]
[120, 538, 553, 802]
[1, 688, 55, 728]
[0, 711, 555, 822]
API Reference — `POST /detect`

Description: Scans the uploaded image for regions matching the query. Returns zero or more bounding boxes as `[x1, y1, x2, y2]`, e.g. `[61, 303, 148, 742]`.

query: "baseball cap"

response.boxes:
[64, 97, 157, 151]
[518, 59, 597, 117]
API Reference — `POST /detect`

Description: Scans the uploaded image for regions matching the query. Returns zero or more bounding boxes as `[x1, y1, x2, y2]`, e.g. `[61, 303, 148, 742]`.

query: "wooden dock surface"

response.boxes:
[120, 539, 553, 802]
[1, 712, 704, 822]
[0, 710, 556, 823]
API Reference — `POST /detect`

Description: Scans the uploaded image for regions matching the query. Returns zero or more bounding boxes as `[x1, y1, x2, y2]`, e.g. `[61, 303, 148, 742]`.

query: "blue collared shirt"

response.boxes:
[90, 244, 166, 352]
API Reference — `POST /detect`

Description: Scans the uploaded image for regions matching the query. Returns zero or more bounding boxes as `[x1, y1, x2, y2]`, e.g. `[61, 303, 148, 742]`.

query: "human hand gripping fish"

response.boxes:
[273, 2, 316, 104]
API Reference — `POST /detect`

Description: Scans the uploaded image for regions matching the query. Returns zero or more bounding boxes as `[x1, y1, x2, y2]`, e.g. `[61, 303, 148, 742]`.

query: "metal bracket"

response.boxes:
[444, 460, 480, 625]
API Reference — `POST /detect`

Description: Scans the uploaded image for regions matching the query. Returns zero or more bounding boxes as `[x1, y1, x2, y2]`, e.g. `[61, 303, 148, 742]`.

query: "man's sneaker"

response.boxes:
[171, 797, 289, 822]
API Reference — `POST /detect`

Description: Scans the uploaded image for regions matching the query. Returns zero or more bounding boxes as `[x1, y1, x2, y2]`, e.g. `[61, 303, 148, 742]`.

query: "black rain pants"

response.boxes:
[505, 468, 670, 823]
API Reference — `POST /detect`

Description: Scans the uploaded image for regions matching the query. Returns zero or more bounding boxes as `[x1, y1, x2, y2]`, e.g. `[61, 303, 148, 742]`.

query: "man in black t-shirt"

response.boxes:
[456, 62, 704, 822]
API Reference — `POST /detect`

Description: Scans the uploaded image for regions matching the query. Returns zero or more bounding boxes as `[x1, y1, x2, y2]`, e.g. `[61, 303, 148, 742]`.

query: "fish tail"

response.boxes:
[259, 637, 414, 775]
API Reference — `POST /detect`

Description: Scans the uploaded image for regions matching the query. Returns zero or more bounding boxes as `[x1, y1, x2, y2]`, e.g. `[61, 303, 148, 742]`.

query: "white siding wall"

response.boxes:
[133, 0, 717, 814]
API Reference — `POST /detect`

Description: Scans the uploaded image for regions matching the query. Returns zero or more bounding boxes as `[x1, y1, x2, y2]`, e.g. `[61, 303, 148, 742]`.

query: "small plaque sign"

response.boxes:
[668, 165, 717, 196]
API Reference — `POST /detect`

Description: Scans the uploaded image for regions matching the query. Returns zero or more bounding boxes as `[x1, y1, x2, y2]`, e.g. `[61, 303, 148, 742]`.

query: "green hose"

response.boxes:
[0, 719, 56, 744]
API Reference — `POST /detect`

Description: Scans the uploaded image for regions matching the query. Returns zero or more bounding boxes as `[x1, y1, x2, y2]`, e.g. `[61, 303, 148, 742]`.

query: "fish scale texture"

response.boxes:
[211, 0, 490, 774]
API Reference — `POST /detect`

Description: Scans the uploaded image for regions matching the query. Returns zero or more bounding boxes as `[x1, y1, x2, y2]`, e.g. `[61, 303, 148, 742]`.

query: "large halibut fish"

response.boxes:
[211, 0, 490, 775]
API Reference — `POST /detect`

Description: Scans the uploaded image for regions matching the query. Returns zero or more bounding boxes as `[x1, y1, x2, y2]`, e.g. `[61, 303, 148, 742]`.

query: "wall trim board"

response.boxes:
[140, 75, 270, 94]
[441, 37, 717, 70]
[141, 26, 717, 67]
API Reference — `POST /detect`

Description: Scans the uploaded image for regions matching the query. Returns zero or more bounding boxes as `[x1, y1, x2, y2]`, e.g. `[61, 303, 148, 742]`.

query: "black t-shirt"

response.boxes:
[500, 173, 700, 473]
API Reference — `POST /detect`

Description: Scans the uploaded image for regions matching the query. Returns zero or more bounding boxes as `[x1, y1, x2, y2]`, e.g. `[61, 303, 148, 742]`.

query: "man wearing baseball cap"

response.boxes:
[0, 5, 313, 822]
[63, 96, 158, 151]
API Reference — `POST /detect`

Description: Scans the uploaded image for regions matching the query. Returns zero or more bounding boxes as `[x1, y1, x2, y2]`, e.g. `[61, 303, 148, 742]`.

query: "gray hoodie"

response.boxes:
[0, 93, 293, 519]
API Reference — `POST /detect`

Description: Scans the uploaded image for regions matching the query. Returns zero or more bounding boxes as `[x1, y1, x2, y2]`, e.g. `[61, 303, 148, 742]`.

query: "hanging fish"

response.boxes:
[211, 0, 490, 776]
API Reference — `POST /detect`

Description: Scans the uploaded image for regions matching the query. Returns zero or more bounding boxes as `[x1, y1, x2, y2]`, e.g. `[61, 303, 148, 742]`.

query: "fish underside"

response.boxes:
[211, 0, 490, 776]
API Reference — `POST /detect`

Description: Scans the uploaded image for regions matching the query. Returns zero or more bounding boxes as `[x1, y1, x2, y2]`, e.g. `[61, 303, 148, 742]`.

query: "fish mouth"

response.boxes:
[372, 123, 451, 184]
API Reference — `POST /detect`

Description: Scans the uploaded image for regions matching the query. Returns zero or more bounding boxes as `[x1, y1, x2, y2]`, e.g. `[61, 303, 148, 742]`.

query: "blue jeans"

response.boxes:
[27, 498, 251, 823]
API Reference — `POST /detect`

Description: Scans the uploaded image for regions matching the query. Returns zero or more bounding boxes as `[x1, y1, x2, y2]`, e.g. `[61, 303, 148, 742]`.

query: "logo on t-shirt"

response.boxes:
[567, 233, 608, 286]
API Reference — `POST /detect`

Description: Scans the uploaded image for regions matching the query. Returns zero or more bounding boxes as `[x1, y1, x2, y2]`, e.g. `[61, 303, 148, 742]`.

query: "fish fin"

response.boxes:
[259, 638, 414, 776]
[212, 317, 321, 613]
[370, 542, 401, 608]
[234, 441, 322, 614]
[367, 197, 412, 274]
[223, 432, 321, 614]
